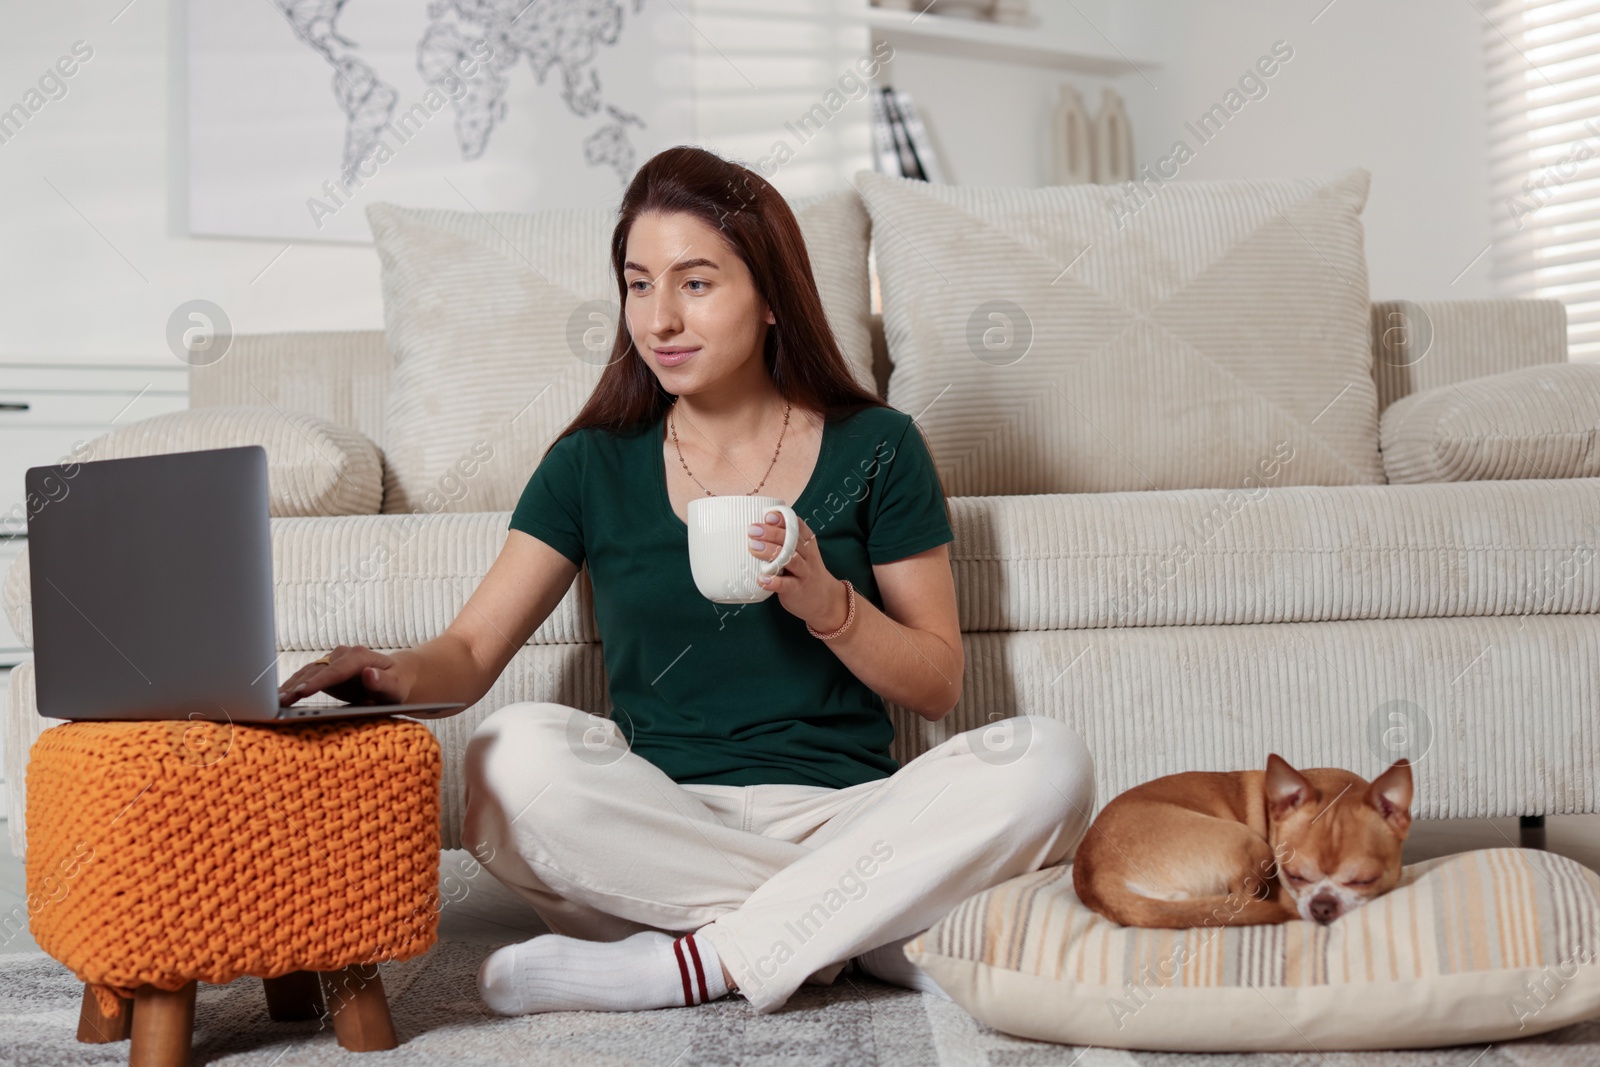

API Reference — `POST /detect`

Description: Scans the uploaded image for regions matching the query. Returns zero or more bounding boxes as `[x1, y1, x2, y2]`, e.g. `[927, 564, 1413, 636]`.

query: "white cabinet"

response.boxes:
[0, 538, 22, 668]
[0, 359, 189, 535]
[0, 666, 8, 821]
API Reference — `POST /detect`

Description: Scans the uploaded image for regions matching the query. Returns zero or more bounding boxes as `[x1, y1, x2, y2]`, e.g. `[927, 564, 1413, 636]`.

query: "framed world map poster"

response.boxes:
[187, 0, 696, 242]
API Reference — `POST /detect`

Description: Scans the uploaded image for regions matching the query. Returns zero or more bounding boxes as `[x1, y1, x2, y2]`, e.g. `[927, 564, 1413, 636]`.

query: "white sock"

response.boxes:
[477, 928, 730, 1015]
[855, 932, 952, 1000]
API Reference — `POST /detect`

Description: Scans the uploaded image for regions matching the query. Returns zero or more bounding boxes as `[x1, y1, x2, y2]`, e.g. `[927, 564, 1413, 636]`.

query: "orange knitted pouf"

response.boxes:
[26, 716, 441, 1025]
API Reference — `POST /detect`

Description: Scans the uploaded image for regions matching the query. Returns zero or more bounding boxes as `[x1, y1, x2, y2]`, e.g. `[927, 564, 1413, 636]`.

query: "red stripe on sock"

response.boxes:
[672, 937, 697, 1005]
[684, 934, 712, 1004]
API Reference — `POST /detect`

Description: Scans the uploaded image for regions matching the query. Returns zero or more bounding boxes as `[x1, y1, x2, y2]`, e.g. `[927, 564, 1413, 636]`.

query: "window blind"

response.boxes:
[1485, 0, 1600, 361]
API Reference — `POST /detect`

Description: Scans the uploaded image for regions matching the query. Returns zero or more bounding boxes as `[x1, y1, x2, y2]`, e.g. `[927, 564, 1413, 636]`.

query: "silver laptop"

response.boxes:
[25, 445, 467, 723]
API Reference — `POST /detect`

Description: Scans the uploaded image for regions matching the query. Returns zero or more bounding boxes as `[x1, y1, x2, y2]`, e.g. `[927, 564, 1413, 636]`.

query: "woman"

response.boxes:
[276, 145, 1096, 1016]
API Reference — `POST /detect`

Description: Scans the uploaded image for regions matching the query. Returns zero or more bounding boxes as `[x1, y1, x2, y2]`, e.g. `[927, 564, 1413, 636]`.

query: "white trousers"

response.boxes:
[460, 702, 1096, 1013]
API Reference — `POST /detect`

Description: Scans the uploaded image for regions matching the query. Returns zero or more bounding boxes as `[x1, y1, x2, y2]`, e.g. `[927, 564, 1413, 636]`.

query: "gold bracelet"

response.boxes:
[807, 579, 857, 640]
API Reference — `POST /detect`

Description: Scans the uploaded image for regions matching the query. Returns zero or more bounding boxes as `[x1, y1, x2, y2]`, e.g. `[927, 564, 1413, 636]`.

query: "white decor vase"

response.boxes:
[1093, 87, 1135, 184]
[1050, 84, 1095, 185]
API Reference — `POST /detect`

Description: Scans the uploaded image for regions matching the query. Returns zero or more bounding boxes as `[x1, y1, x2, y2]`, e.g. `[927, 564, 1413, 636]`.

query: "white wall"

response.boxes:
[2, 2, 385, 357]
[0, 0, 1496, 362]
[1112, 0, 1495, 302]
[802, 0, 1496, 301]
[0, 0, 875, 360]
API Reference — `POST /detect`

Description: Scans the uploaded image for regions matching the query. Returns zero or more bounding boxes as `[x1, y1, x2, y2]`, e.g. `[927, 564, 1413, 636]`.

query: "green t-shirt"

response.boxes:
[507, 402, 955, 789]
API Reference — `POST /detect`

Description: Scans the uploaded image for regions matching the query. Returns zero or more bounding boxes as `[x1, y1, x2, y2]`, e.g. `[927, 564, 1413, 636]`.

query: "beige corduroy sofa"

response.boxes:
[7, 164, 1600, 861]
[4, 297, 1598, 859]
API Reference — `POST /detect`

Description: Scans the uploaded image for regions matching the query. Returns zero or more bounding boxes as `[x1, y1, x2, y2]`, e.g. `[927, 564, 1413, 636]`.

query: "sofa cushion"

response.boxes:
[855, 167, 1386, 494]
[367, 191, 875, 515]
[903, 848, 1600, 1051]
[77, 406, 383, 516]
[7, 478, 1596, 653]
[1370, 298, 1571, 413]
[942, 478, 1600, 629]
[1380, 363, 1600, 482]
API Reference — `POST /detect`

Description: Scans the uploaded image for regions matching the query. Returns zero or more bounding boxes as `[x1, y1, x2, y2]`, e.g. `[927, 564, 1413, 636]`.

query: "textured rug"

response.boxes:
[2, 936, 1599, 1066]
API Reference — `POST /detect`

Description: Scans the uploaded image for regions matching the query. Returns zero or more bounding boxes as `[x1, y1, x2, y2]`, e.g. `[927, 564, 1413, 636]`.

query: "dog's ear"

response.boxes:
[1264, 753, 1315, 819]
[1367, 758, 1413, 836]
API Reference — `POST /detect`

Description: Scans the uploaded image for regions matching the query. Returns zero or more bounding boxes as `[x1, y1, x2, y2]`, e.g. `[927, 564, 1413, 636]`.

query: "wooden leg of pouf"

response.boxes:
[76, 984, 132, 1042]
[128, 980, 196, 1067]
[1521, 814, 1547, 850]
[319, 965, 398, 1052]
[263, 970, 327, 1021]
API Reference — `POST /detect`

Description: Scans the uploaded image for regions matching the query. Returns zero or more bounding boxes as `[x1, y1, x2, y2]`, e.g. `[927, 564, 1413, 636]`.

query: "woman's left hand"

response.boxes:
[748, 509, 846, 631]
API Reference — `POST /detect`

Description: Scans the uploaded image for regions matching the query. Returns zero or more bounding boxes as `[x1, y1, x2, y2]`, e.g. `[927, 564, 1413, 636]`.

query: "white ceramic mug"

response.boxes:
[688, 495, 800, 603]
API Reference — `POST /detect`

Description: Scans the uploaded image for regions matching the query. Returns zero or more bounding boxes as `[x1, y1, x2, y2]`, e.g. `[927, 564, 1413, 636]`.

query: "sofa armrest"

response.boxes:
[1372, 298, 1568, 414]
[79, 405, 385, 516]
[189, 329, 394, 445]
[1379, 362, 1600, 483]
[2, 409, 387, 646]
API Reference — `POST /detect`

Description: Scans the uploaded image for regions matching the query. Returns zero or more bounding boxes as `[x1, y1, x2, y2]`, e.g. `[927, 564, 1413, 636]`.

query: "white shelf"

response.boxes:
[863, 6, 1159, 74]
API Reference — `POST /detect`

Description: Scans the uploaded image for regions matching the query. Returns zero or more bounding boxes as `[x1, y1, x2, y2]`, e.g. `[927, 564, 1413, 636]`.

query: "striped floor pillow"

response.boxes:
[903, 847, 1600, 1052]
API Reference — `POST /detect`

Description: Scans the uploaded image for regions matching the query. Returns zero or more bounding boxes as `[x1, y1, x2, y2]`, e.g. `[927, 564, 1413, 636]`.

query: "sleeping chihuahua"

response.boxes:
[1072, 754, 1413, 927]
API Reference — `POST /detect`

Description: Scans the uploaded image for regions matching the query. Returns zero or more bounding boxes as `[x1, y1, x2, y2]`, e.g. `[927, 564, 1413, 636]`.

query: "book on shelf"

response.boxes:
[890, 89, 944, 183]
[869, 86, 908, 177]
[870, 86, 945, 183]
[880, 87, 925, 180]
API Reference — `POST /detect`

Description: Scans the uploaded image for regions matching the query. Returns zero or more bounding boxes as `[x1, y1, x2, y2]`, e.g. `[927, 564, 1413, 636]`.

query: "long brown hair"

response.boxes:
[545, 144, 888, 451]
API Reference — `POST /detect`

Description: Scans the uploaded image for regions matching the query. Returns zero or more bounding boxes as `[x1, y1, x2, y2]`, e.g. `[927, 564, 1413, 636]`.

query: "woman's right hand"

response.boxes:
[278, 644, 412, 707]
